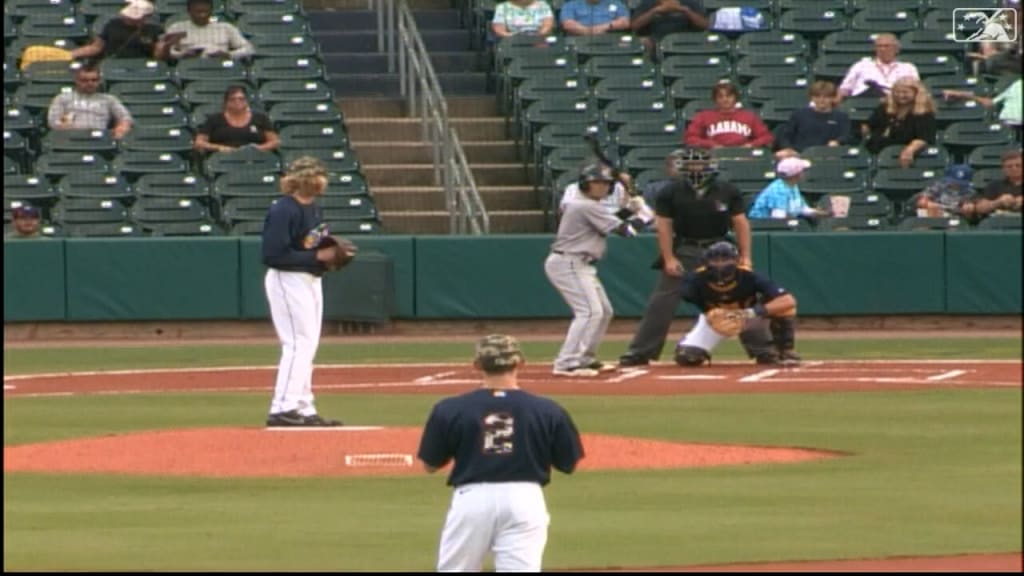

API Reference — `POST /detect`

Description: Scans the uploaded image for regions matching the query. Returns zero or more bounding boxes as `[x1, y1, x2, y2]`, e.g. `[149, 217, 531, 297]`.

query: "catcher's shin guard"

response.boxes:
[675, 345, 710, 367]
[738, 320, 776, 359]
[770, 317, 796, 354]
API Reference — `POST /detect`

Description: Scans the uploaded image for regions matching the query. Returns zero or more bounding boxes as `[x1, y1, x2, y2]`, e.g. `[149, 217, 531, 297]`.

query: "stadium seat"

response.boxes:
[21, 60, 80, 84]
[580, 55, 658, 86]
[220, 196, 275, 224]
[16, 15, 89, 41]
[100, 59, 172, 85]
[593, 76, 667, 109]
[493, 36, 572, 76]
[901, 53, 962, 79]
[622, 146, 686, 174]
[657, 32, 731, 60]
[324, 219, 382, 235]
[56, 171, 133, 202]
[976, 214, 1023, 230]
[130, 196, 209, 224]
[734, 30, 808, 58]
[660, 54, 732, 84]
[251, 56, 325, 84]
[184, 80, 257, 109]
[820, 31, 878, 55]
[124, 103, 192, 130]
[564, 34, 645, 63]
[709, 146, 771, 162]
[58, 221, 142, 237]
[250, 33, 321, 60]
[816, 215, 892, 231]
[121, 126, 195, 154]
[501, 52, 579, 115]
[896, 215, 968, 231]
[229, 220, 266, 235]
[12, 83, 73, 113]
[718, 159, 776, 195]
[79, 0, 137, 20]
[532, 122, 608, 176]
[269, 101, 343, 127]
[938, 121, 1015, 158]
[3, 175, 57, 204]
[971, 167, 1004, 191]
[876, 144, 950, 170]
[777, 0, 845, 12]
[668, 75, 733, 108]
[924, 74, 991, 98]
[4, 155, 20, 175]
[204, 147, 280, 178]
[41, 129, 117, 156]
[838, 94, 883, 124]
[543, 145, 610, 192]
[934, 98, 988, 129]
[226, 0, 303, 17]
[4, 14, 17, 43]
[921, 9, 953, 34]
[872, 167, 943, 207]
[614, 121, 683, 156]
[848, 0, 922, 13]
[924, 0, 999, 7]
[36, 152, 112, 181]
[735, 55, 809, 84]
[899, 29, 961, 55]
[278, 123, 349, 150]
[175, 58, 250, 86]
[321, 195, 378, 222]
[522, 97, 601, 148]
[812, 53, 863, 84]
[800, 145, 873, 168]
[968, 145, 1018, 168]
[189, 101, 266, 128]
[140, 220, 223, 237]
[514, 77, 589, 129]
[747, 217, 813, 232]
[113, 150, 189, 181]
[744, 76, 810, 107]
[326, 172, 370, 197]
[280, 148, 360, 175]
[4, 60, 22, 92]
[849, 9, 919, 34]
[214, 172, 282, 200]
[3, 129, 28, 170]
[799, 162, 871, 200]
[778, 7, 847, 41]
[759, 99, 805, 128]
[51, 196, 130, 224]
[257, 79, 334, 105]
[109, 81, 182, 106]
[134, 173, 211, 199]
[157, 0, 227, 19]
[236, 12, 310, 37]
[4, 105, 39, 136]
[602, 95, 676, 131]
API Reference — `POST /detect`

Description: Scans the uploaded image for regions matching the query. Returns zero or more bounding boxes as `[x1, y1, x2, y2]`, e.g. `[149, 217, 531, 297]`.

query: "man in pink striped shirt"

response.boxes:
[837, 33, 919, 103]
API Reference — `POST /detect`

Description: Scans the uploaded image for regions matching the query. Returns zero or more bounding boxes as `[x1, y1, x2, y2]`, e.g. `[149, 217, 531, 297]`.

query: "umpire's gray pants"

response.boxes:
[624, 244, 774, 361]
[545, 252, 613, 371]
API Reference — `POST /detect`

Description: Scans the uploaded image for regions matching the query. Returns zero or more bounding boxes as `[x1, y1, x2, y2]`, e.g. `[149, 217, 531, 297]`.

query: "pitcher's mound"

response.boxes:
[3, 427, 836, 478]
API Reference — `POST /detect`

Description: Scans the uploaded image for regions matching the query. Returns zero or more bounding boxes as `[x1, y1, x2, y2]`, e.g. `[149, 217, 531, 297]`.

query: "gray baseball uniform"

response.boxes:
[544, 197, 626, 373]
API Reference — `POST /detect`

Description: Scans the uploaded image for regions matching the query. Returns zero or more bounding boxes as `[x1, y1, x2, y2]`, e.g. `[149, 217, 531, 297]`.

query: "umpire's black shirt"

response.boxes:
[654, 177, 745, 244]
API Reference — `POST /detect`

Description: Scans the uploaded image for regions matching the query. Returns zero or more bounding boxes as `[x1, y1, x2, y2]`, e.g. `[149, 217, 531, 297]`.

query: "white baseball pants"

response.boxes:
[544, 253, 613, 371]
[265, 269, 323, 416]
[437, 482, 550, 572]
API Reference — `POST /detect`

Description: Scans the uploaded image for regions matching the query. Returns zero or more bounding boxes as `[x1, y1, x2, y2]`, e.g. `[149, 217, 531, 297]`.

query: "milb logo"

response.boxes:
[952, 8, 1019, 43]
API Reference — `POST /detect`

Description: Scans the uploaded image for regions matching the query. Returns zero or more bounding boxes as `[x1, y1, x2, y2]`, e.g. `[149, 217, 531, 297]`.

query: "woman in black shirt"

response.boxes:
[862, 77, 936, 166]
[194, 85, 279, 154]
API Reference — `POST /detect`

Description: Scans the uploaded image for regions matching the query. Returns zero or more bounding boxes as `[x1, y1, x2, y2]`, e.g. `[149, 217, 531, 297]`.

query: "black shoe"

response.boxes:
[266, 410, 306, 427]
[303, 414, 343, 427]
[586, 361, 618, 373]
[618, 354, 650, 367]
[779, 349, 802, 362]
[755, 353, 782, 365]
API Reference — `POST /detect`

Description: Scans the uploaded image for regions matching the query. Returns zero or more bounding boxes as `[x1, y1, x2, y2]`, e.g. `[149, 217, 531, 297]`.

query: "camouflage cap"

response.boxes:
[286, 156, 328, 179]
[474, 334, 524, 372]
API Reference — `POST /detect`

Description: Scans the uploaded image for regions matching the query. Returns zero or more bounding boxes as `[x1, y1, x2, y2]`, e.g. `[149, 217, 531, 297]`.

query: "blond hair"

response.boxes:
[280, 156, 328, 198]
[885, 77, 935, 116]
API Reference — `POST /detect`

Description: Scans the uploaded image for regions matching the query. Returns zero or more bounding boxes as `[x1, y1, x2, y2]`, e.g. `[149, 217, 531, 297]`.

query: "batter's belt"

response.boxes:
[552, 250, 597, 265]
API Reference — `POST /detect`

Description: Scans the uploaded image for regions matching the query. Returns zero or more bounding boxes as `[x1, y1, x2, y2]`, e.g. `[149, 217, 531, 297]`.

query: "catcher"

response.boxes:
[674, 241, 801, 367]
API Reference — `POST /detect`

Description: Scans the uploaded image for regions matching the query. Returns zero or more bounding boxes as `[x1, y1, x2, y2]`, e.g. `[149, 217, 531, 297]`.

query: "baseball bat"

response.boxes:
[583, 133, 638, 197]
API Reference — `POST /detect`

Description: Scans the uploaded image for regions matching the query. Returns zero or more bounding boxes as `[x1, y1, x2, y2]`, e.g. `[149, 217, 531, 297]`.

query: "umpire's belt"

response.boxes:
[678, 238, 723, 248]
[552, 250, 596, 265]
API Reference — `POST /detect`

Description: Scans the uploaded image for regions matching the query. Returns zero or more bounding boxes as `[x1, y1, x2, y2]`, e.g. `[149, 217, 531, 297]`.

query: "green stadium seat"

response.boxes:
[976, 214, 1023, 230]
[501, 52, 579, 115]
[876, 144, 950, 170]
[872, 166, 944, 206]
[848, 0, 922, 12]
[744, 76, 810, 107]
[899, 30, 961, 55]
[125, 103, 191, 130]
[236, 12, 310, 37]
[326, 172, 370, 197]
[938, 121, 1015, 157]
[659, 54, 732, 84]
[934, 98, 988, 129]
[522, 97, 601, 149]
[100, 58, 173, 84]
[657, 32, 731, 60]
[184, 80, 256, 109]
[849, 9, 919, 34]
[4, 60, 22, 91]
[4, 14, 17, 43]
[41, 129, 118, 156]
[113, 150, 189, 181]
[4, 155, 20, 175]
[5, 0, 75, 21]
[227, 0, 304, 16]
[51, 196, 130, 224]
[140, 220, 224, 237]
[134, 173, 211, 199]
[17, 14, 90, 41]
[621, 146, 681, 174]
[747, 217, 814, 232]
[321, 195, 378, 222]
[109, 81, 182, 106]
[704, 0, 771, 9]
[21, 60, 81, 84]
[121, 126, 195, 154]
[3, 129, 28, 168]
[801, 145, 872, 167]
[896, 215, 969, 231]
[268, 101, 343, 127]
[820, 30, 878, 55]
[229, 220, 266, 235]
[250, 33, 321, 60]
[921, 9, 953, 33]
[778, 7, 846, 41]
[514, 76, 588, 130]
[325, 219, 382, 235]
[221, 196, 275, 224]
[735, 55, 809, 84]
[214, 172, 282, 200]
[36, 152, 112, 181]
[494, 36, 572, 76]
[278, 123, 348, 150]
[57, 172, 133, 201]
[816, 215, 892, 231]
[924, 74, 991, 98]
[60, 221, 142, 237]
[565, 34, 645, 63]
[718, 158, 776, 195]
[251, 56, 325, 84]
[709, 146, 772, 162]
[925, 0, 999, 7]
[602, 95, 676, 131]
[130, 196, 210, 224]
[593, 76, 667, 109]
[189, 101, 266, 128]
[79, 0, 138, 21]
[532, 122, 608, 176]
[734, 30, 808, 58]
[812, 53, 863, 84]
[543, 145, 609, 192]
[257, 79, 333, 105]
[614, 121, 683, 156]
[3, 175, 57, 204]
[759, 99, 805, 128]
[175, 58, 250, 86]
[968, 145, 1019, 168]
[971, 167, 1004, 191]
[668, 74, 732, 109]
[280, 148, 360, 175]
[838, 94, 884, 124]
[204, 147, 281, 178]
[902, 53, 962, 79]
[580, 54, 658, 85]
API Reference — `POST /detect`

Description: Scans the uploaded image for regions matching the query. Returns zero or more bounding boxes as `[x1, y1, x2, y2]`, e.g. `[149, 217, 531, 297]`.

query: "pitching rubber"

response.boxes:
[343, 453, 415, 467]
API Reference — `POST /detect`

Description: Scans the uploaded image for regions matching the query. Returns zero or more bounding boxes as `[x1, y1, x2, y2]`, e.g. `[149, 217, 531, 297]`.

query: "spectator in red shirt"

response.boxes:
[684, 83, 773, 149]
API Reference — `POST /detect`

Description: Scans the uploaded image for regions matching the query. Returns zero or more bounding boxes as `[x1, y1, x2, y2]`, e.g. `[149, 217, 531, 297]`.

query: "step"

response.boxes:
[353, 141, 519, 163]
[371, 185, 538, 211]
[327, 72, 489, 96]
[322, 52, 487, 75]
[364, 163, 531, 187]
[380, 210, 547, 234]
[346, 117, 507, 142]
[309, 9, 462, 32]
[314, 29, 472, 53]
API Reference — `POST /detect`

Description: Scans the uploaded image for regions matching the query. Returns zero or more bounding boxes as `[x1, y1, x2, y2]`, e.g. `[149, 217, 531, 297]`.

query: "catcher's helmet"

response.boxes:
[669, 148, 718, 189]
[702, 241, 739, 285]
[578, 162, 615, 192]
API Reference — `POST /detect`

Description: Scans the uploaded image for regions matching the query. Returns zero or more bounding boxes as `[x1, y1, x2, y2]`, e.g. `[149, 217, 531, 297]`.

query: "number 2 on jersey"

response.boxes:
[482, 412, 515, 455]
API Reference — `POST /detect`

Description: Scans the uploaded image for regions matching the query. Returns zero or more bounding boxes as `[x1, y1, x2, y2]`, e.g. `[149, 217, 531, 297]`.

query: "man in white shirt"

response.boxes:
[836, 33, 919, 103]
[164, 0, 253, 60]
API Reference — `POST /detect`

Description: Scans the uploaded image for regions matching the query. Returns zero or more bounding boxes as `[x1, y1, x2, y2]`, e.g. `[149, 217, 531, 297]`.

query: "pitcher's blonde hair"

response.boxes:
[885, 77, 936, 116]
[280, 156, 328, 198]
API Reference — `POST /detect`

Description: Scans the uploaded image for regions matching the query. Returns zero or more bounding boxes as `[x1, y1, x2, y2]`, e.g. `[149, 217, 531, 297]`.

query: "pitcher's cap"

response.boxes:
[475, 334, 524, 372]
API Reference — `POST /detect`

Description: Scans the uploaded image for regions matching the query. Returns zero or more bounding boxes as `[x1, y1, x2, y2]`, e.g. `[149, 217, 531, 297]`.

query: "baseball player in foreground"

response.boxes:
[418, 334, 585, 572]
[674, 242, 801, 367]
[545, 163, 654, 376]
[261, 156, 356, 427]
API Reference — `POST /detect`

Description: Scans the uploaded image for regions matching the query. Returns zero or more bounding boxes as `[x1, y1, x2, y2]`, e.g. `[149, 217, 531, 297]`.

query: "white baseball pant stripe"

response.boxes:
[437, 482, 550, 572]
[265, 269, 323, 416]
[544, 253, 613, 371]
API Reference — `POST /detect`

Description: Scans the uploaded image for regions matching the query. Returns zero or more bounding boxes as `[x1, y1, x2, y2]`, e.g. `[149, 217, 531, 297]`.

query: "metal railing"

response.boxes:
[370, 0, 489, 235]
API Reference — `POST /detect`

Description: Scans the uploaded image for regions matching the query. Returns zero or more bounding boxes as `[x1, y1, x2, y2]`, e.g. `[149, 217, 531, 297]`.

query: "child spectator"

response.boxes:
[684, 82, 773, 150]
[748, 158, 826, 219]
[912, 164, 977, 219]
[774, 81, 852, 160]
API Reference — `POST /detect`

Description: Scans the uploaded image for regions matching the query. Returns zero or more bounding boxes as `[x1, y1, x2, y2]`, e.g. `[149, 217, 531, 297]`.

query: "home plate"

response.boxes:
[658, 375, 726, 380]
[3, 385, 15, 390]
[265, 426, 384, 432]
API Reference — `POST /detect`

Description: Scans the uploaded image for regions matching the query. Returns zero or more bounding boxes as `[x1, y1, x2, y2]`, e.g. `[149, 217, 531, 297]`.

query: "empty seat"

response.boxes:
[21, 60, 80, 84]
[221, 196, 275, 223]
[109, 81, 182, 106]
[41, 129, 118, 156]
[976, 214, 1022, 230]
[602, 95, 676, 131]
[896, 215, 968, 231]
[57, 172, 134, 201]
[3, 175, 57, 204]
[36, 152, 112, 180]
[614, 121, 684, 156]
[121, 126, 195, 153]
[876, 144, 950, 169]
[175, 58, 250, 86]
[321, 196, 378, 221]
[101, 59, 172, 84]
[968, 144, 1019, 168]
[183, 80, 256, 109]
[660, 54, 732, 84]
[522, 98, 601, 148]
[51, 197, 130, 224]
[872, 167, 944, 206]
[124, 103, 191, 130]
[621, 146, 681, 173]
[113, 150, 189, 180]
[800, 145, 872, 167]
[226, 0, 303, 16]
[734, 30, 808, 58]
[326, 172, 370, 197]
[849, 9, 919, 34]
[778, 7, 846, 40]
[6, 0, 77, 18]
[251, 56, 325, 84]
[812, 53, 863, 84]
[204, 147, 281, 177]
[277, 123, 349, 151]
[268, 101, 343, 127]
[800, 164, 871, 199]
[514, 77, 588, 127]
[140, 220, 223, 237]
[135, 173, 211, 199]
[60, 221, 142, 237]
[236, 12, 310, 37]
[214, 172, 282, 200]
[899, 29, 961, 54]
[131, 196, 209, 223]
[748, 217, 813, 232]
[250, 33, 321, 60]
[17, 14, 89, 40]
[744, 76, 810, 107]
[902, 53, 962, 79]
[816, 215, 892, 231]
[593, 76, 667, 109]
[12, 83, 74, 113]
[565, 34, 645, 63]
[257, 79, 333, 105]
[580, 55, 658, 85]
[4, 155, 20, 175]
[280, 148, 360, 174]
[939, 121, 1015, 154]
[657, 32, 731, 60]
[735, 54, 809, 84]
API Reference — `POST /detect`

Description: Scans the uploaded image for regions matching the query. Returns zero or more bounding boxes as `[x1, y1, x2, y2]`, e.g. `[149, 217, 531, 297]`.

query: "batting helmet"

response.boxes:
[578, 162, 615, 192]
[669, 148, 718, 189]
[702, 241, 739, 285]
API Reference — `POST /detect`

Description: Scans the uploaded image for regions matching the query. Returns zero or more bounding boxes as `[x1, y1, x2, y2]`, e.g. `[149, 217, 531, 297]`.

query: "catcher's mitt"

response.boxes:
[319, 236, 357, 271]
[706, 308, 751, 338]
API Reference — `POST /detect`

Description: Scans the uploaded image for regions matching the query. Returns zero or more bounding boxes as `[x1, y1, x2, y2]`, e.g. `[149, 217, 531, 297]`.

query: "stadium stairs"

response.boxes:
[309, 0, 544, 233]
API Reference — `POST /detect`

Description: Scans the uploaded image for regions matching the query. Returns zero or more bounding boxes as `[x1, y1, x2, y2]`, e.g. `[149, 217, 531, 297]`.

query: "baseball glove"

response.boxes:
[319, 236, 357, 271]
[706, 308, 750, 338]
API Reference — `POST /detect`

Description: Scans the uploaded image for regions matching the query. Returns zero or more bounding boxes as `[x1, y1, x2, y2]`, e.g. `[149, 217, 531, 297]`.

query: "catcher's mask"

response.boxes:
[578, 162, 615, 194]
[703, 241, 739, 285]
[669, 148, 718, 189]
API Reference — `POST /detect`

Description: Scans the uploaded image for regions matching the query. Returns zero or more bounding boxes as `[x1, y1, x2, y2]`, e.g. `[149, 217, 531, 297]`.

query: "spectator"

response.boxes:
[69, 0, 171, 62]
[164, 0, 254, 61]
[774, 81, 852, 160]
[194, 85, 279, 154]
[6, 205, 44, 239]
[491, 0, 555, 39]
[748, 157, 826, 220]
[862, 77, 936, 163]
[912, 164, 977, 219]
[47, 63, 133, 140]
[967, 7, 1022, 76]
[973, 149, 1023, 220]
[560, 0, 630, 36]
[943, 77, 1022, 142]
[684, 82, 773, 150]
[631, 0, 708, 55]
[837, 33, 920, 103]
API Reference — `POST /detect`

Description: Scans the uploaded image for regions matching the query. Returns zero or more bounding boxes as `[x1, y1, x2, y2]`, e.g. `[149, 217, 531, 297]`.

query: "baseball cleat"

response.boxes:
[266, 410, 306, 427]
[304, 414, 344, 427]
[552, 366, 601, 377]
[586, 361, 618, 373]
[617, 354, 650, 367]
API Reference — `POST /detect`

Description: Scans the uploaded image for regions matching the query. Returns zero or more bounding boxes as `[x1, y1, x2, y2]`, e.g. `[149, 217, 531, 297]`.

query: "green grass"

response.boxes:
[3, 338, 1022, 570]
[3, 337, 1022, 374]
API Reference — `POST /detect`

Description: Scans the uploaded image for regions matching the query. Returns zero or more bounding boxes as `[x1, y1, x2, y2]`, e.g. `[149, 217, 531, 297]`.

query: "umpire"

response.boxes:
[619, 148, 756, 367]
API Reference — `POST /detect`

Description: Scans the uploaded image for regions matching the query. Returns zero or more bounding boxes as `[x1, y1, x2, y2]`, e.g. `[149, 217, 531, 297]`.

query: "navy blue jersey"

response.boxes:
[261, 195, 328, 274]
[680, 267, 788, 312]
[418, 388, 584, 487]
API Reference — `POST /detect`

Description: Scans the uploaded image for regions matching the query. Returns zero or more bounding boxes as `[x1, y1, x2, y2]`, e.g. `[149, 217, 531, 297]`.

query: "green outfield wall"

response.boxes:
[3, 231, 1020, 322]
